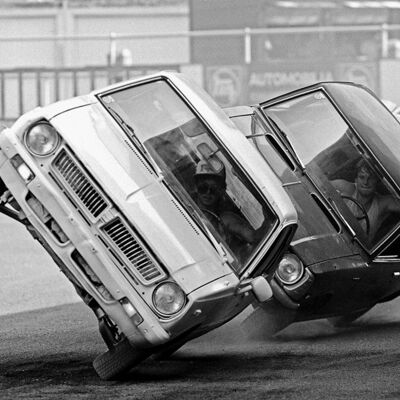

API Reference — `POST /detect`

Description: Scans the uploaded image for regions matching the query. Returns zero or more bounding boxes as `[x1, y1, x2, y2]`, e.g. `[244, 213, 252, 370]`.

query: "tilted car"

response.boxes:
[226, 82, 400, 335]
[0, 71, 298, 379]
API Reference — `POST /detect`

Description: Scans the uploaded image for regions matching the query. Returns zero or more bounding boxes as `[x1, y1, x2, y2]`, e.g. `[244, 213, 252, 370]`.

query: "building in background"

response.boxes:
[190, 0, 400, 104]
[2, 0, 400, 121]
[0, 0, 189, 68]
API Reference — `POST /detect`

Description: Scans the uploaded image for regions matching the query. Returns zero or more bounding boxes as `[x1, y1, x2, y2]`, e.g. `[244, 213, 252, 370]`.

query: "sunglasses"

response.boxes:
[197, 182, 221, 195]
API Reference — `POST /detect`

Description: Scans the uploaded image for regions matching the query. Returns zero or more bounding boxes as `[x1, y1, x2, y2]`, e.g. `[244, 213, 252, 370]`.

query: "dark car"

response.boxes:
[226, 82, 400, 334]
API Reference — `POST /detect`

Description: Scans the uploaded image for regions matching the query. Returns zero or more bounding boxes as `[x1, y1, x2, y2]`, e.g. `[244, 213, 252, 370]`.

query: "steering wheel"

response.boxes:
[341, 195, 370, 235]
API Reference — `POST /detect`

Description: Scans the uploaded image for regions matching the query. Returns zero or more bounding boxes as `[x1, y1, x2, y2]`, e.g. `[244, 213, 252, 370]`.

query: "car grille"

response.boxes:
[52, 149, 109, 219]
[102, 217, 165, 284]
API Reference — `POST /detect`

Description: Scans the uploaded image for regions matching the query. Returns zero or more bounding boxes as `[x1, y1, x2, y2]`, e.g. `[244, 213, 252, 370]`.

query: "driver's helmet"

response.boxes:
[194, 160, 226, 187]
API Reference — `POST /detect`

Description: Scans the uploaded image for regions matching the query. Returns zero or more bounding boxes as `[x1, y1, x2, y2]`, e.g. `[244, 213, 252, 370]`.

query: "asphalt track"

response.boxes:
[0, 214, 80, 316]
[2, 215, 400, 399]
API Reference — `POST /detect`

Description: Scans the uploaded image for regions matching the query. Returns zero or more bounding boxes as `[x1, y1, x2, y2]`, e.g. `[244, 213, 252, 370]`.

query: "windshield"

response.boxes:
[262, 91, 400, 251]
[99, 79, 277, 274]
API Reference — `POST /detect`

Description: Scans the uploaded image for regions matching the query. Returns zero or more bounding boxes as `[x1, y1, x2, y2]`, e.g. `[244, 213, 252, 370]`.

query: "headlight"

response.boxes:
[153, 282, 185, 316]
[276, 253, 304, 285]
[24, 122, 60, 156]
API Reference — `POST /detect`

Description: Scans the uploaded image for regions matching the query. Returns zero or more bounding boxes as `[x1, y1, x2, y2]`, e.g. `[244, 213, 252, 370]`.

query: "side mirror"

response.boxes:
[251, 276, 273, 303]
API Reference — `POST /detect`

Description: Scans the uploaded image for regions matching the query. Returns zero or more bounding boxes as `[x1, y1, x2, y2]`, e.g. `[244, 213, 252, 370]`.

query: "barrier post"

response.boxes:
[244, 27, 252, 65]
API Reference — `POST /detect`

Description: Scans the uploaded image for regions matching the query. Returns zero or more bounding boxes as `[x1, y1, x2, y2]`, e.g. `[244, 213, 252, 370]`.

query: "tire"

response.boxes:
[93, 338, 150, 380]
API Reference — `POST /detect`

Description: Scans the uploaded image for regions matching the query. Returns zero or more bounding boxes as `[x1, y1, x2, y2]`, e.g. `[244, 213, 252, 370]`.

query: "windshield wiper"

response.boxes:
[106, 106, 163, 175]
[267, 117, 305, 170]
[106, 106, 139, 144]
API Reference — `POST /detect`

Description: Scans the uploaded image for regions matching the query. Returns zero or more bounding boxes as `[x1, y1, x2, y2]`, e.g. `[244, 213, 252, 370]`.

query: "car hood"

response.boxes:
[48, 104, 234, 294]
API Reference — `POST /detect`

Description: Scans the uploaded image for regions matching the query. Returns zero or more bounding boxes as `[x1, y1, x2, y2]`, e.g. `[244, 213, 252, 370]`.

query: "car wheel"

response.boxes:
[93, 337, 150, 380]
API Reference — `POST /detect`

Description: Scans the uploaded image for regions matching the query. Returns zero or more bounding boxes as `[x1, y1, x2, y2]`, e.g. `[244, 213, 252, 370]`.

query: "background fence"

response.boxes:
[0, 65, 180, 124]
[2, 5, 400, 124]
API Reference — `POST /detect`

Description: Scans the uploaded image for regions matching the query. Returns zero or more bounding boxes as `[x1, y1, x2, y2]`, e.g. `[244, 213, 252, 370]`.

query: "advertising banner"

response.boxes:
[204, 61, 379, 106]
[205, 65, 247, 107]
[247, 62, 335, 103]
[335, 62, 379, 93]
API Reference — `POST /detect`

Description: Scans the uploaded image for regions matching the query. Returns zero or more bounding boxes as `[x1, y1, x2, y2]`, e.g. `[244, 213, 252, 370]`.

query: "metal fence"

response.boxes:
[2, 24, 400, 66]
[2, 24, 400, 124]
[0, 65, 180, 124]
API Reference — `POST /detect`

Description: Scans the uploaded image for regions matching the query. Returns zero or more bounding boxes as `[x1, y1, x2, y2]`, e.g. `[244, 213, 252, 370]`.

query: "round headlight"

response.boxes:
[24, 122, 60, 156]
[276, 253, 304, 285]
[153, 282, 185, 316]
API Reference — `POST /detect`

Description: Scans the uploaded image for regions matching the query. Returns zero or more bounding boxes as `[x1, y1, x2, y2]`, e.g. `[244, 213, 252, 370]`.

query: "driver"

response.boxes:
[332, 159, 400, 238]
[194, 160, 269, 256]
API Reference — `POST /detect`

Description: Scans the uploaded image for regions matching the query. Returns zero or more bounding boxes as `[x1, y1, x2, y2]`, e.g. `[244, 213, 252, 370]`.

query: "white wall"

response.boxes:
[0, 9, 59, 68]
[0, 4, 189, 68]
[71, 7, 189, 66]
[380, 59, 400, 104]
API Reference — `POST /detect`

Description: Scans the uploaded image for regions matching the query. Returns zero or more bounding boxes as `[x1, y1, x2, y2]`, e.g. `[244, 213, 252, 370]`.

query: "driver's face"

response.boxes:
[196, 177, 224, 208]
[356, 168, 378, 197]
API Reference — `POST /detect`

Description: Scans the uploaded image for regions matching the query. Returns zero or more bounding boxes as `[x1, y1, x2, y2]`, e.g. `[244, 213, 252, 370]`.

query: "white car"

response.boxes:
[0, 71, 297, 380]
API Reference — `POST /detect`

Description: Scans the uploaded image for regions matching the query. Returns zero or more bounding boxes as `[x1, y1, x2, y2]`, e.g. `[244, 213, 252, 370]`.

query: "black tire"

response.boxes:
[93, 338, 150, 380]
